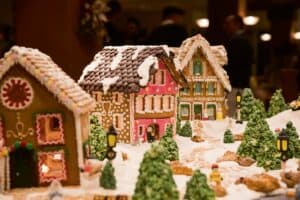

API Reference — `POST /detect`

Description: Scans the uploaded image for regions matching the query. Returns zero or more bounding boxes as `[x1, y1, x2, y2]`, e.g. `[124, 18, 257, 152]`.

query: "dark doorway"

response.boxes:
[146, 123, 159, 142]
[9, 147, 37, 188]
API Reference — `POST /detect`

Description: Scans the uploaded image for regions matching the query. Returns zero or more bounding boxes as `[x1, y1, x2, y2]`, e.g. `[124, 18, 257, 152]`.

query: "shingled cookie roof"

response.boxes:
[0, 46, 96, 114]
[79, 45, 172, 93]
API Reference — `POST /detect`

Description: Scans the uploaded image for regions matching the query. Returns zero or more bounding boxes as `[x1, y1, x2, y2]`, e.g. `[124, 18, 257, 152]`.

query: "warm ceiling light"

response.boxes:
[260, 33, 271, 42]
[293, 32, 300, 40]
[243, 16, 259, 26]
[196, 18, 209, 28]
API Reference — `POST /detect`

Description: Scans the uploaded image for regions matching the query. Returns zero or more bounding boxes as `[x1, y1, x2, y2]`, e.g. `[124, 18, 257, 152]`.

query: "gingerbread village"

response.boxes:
[0, 34, 299, 200]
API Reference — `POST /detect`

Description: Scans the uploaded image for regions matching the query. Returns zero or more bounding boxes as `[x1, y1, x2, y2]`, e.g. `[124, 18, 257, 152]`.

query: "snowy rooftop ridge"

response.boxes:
[78, 45, 183, 93]
[0, 46, 96, 114]
[174, 34, 232, 92]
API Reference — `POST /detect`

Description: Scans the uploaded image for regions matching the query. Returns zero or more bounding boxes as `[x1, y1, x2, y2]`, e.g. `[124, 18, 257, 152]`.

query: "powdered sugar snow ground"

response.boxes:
[3, 110, 300, 200]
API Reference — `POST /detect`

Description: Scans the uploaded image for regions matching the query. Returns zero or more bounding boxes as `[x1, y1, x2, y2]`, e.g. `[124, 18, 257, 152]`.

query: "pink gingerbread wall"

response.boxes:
[134, 60, 178, 143]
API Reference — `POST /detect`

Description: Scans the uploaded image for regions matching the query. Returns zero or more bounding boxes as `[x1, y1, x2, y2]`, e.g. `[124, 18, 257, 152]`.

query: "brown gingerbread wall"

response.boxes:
[92, 92, 131, 143]
[1, 64, 80, 186]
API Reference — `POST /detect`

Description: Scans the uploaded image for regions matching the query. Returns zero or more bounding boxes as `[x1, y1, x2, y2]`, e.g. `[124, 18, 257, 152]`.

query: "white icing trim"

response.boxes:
[137, 56, 158, 86]
[129, 94, 135, 144]
[110, 46, 128, 70]
[175, 35, 232, 92]
[37, 150, 67, 183]
[36, 113, 65, 145]
[0, 46, 96, 115]
[79, 53, 103, 82]
[100, 76, 119, 94]
[74, 113, 84, 185]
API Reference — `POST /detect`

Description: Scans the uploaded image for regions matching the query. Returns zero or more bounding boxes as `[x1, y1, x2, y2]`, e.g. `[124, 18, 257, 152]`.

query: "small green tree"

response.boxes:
[179, 121, 192, 137]
[159, 124, 179, 161]
[223, 129, 234, 143]
[184, 170, 215, 200]
[89, 115, 107, 160]
[133, 143, 179, 200]
[285, 121, 300, 159]
[100, 161, 116, 189]
[268, 89, 288, 117]
[240, 88, 256, 121]
[237, 110, 281, 170]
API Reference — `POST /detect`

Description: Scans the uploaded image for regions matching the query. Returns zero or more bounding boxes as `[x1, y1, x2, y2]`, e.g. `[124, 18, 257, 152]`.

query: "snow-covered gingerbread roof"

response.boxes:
[79, 45, 187, 93]
[174, 34, 232, 92]
[0, 46, 96, 115]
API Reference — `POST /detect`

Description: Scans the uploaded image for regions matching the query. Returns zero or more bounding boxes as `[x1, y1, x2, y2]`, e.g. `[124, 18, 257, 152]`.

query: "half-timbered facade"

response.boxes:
[174, 35, 231, 120]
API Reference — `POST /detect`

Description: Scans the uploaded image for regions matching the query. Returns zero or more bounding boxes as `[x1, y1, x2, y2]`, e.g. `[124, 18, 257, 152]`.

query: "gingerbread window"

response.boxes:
[113, 92, 123, 104]
[38, 151, 67, 183]
[113, 114, 123, 130]
[36, 114, 64, 145]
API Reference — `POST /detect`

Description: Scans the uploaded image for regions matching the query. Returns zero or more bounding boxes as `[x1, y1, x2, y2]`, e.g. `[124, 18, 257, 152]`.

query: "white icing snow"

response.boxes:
[100, 76, 119, 94]
[109, 46, 128, 70]
[137, 56, 158, 86]
[79, 53, 103, 83]
[173, 57, 182, 71]
[2, 110, 300, 199]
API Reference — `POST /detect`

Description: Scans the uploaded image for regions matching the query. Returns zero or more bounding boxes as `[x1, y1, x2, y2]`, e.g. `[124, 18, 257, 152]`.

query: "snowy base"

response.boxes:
[2, 110, 300, 200]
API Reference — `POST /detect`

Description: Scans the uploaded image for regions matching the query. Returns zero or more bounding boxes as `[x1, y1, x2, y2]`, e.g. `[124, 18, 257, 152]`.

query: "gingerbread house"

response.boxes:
[173, 34, 231, 120]
[0, 46, 95, 190]
[79, 45, 187, 144]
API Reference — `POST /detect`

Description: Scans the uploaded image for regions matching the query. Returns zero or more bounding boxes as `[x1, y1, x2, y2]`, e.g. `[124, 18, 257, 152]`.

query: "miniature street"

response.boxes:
[1, 109, 300, 200]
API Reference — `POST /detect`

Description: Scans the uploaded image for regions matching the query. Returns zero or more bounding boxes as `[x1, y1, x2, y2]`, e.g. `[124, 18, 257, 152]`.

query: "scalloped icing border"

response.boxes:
[37, 150, 67, 184]
[36, 113, 65, 145]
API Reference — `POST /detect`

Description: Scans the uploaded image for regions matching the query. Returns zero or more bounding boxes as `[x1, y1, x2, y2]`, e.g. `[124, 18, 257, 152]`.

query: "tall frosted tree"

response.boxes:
[237, 110, 281, 170]
[285, 121, 300, 159]
[268, 89, 288, 117]
[240, 88, 256, 121]
[133, 143, 179, 200]
[89, 115, 107, 160]
[184, 170, 215, 200]
[253, 98, 266, 118]
[159, 124, 179, 161]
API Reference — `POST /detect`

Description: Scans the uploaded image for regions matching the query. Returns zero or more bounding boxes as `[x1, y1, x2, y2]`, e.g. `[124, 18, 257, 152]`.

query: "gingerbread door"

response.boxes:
[9, 147, 38, 188]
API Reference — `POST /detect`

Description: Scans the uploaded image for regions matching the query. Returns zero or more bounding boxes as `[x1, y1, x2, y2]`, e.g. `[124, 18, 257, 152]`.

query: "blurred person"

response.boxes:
[223, 15, 254, 117]
[0, 25, 13, 57]
[104, 0, 123, 45]
[149, 6, 188, 47]
[123, 17, 146, 45]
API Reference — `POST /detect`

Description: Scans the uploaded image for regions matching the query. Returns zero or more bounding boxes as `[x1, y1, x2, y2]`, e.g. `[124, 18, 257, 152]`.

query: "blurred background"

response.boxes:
[0, 0, 299, 104]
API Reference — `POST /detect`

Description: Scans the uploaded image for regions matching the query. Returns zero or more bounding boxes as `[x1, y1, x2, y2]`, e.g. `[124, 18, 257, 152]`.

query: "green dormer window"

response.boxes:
[193, 57, 203, 75]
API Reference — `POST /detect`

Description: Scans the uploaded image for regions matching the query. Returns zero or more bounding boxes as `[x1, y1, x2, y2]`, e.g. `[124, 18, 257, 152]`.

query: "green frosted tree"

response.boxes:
[89, 115, 107, 160]
[133, 143, 179, 200]
[179, 121, 192, 137]
[237, 110, 281, 170]
[184, 170, 215, 200]
[285, 121, 300, 159]
[100, 161, 116, 189]
[223, 129, 234, 143]
[240, 88, 256, 121]
[253, 99, 266, 118]
[268, 89, 288, 117]
[159, 124, 179, 161]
